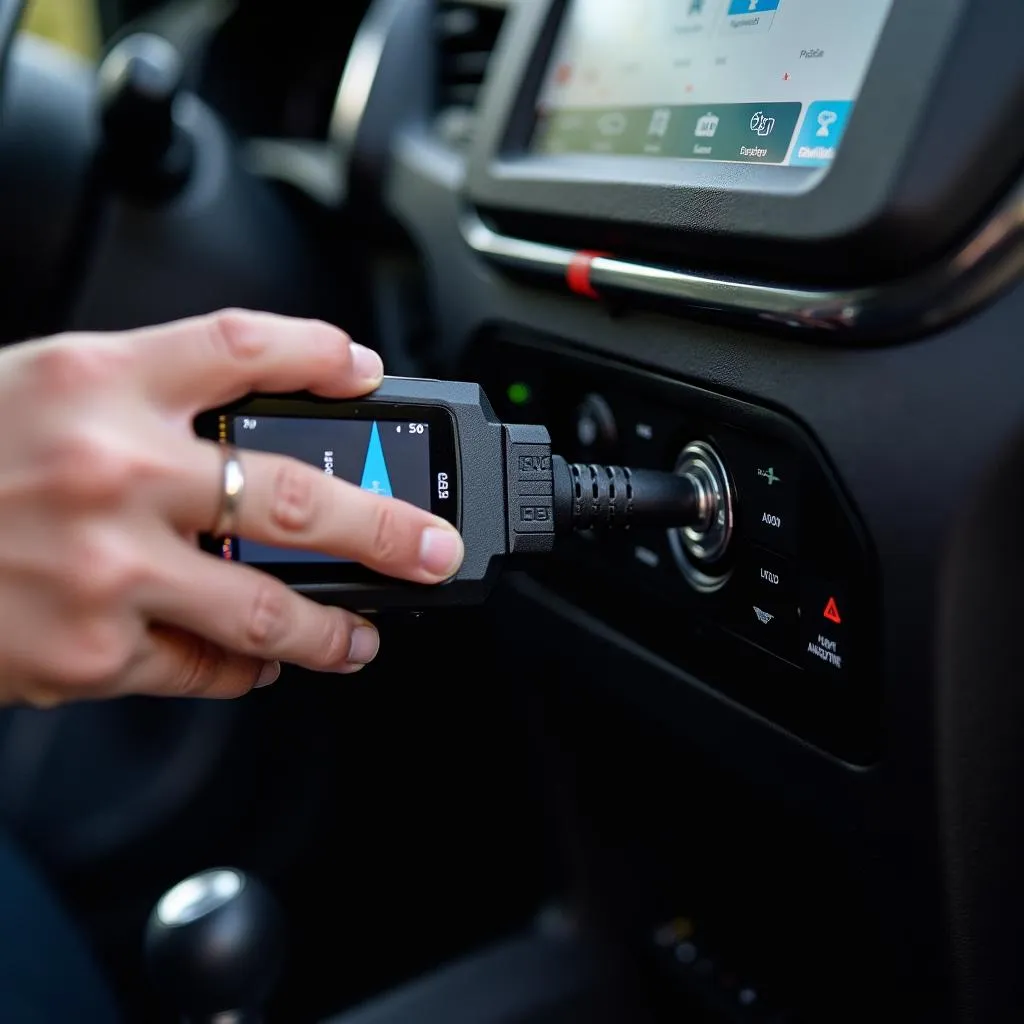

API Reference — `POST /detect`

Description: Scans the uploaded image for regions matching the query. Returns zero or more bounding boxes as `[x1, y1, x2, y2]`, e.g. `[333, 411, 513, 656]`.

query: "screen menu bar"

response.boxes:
[534, 100, 853, 167]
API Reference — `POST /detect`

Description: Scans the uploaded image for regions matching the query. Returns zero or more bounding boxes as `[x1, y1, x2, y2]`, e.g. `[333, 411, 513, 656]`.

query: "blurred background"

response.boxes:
[23, 0, 102, 60]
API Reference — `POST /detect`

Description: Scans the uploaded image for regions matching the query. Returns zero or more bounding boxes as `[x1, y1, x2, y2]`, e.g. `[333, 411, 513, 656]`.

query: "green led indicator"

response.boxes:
[506, 381, 532, 406]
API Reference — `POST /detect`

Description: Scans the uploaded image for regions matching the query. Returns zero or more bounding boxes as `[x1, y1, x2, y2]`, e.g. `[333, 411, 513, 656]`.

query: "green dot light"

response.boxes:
[506, 381, 532, 406]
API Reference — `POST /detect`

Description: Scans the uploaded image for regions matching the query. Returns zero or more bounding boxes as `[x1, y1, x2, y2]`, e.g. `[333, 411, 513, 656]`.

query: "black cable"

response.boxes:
[551, 455, 707, 535]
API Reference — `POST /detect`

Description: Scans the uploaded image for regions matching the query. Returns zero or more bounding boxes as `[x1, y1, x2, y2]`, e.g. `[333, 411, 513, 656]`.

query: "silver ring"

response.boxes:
[212, 446, 245, 538]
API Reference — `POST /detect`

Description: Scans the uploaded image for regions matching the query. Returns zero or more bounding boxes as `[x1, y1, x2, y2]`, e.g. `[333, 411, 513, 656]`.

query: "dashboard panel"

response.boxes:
[326, 0, 1024, 1021]
[467, 329, 880, 764]
[466, 0, 1024, 288]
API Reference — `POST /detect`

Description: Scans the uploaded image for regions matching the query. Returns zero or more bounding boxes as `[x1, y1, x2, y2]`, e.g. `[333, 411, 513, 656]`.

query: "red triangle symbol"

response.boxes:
[823, 597, 841, 624]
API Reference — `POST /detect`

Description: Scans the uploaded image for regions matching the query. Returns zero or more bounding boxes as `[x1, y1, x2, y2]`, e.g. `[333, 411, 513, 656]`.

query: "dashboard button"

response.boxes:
[799, 577, 853, 680]
[628, 532, 673, 577]
[573, 392, 617, 455]
[732, 548, 797, 659]
[615, 398, 679, 465]
[729, 440, 799, 555]
[747, 547, 796, 603]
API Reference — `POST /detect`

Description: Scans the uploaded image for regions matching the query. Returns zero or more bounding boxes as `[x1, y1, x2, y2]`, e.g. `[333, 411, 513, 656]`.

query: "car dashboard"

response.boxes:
[329, 2, 1024, 1022]
[6, 1, 1024, 1022]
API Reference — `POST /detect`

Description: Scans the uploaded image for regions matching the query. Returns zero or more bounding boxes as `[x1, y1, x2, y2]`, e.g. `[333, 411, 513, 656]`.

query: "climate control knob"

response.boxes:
[668, 440, 735, 591]
[573, 393, 617, 453]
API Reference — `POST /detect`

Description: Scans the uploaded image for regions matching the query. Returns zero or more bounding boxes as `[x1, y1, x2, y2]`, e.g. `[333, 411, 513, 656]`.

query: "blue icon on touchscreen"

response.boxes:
[360, 422, 393, 497]
[789, 101, 853, 166]
[727, 0, 781, 13]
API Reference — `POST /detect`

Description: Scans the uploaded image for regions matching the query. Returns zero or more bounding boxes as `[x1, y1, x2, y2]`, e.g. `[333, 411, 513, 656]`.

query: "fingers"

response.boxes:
[143, 546, 382, 675]
[123, 626, 275, 699]
[128, 309, 384, 413]
[9, 620, 277, 706]
[176, 442, 464, 584]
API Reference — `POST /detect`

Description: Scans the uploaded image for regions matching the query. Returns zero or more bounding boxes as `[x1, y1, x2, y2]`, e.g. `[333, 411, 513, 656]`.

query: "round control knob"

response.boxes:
[574, 393, 617, 452]
[97, 33, 192, 196]
[145, 867, 285, 1022]
[668, 440, 734, 592]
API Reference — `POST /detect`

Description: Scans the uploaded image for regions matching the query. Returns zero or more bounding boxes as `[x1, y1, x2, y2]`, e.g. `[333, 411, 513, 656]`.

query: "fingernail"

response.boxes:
[350, 343, 383, 384]
[255, 661, 281, 688]
[348, 625, 380, 666]
[420, 525, 464, 578]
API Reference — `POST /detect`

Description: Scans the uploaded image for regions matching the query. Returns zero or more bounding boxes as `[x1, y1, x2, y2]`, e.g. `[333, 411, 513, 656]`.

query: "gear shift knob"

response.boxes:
[146, 867, 285, 1023]
[97, 32, 193, 197]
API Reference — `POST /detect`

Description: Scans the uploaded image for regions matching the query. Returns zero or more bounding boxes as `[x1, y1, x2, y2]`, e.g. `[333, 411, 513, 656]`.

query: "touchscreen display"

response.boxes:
[220, 415, 433, 564]
[532, 0, 893, 168]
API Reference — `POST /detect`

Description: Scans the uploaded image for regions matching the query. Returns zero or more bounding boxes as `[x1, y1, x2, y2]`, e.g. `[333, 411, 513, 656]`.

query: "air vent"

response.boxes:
[434, 1, 506, 147]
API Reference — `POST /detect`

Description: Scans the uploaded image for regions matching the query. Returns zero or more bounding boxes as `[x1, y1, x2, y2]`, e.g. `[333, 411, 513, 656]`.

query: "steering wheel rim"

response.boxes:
[0, 1, 27, 94]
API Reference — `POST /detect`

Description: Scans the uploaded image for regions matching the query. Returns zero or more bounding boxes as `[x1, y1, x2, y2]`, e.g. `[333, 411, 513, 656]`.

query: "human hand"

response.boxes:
[0, 310, 465, 707]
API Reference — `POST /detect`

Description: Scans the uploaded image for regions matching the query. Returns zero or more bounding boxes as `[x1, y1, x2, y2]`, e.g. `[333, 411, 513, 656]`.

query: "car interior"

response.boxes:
[1, 0, 1023, 1021]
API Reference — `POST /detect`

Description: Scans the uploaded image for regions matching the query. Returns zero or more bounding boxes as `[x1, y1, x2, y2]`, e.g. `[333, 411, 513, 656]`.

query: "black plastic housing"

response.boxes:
[467, 329, 880, 763]
[196, 377, 519, 612]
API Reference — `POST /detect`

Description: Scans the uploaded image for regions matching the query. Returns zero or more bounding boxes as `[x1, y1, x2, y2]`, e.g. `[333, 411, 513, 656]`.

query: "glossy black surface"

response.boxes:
[467, 0, 1024, 284]
[468, 330, 879, 763]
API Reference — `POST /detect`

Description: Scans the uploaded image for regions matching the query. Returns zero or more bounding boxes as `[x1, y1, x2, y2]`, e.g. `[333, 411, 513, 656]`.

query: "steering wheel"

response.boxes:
[0, 0, 341, 874]
[0, 1, 26, 84]
[0, 0, 104, 344]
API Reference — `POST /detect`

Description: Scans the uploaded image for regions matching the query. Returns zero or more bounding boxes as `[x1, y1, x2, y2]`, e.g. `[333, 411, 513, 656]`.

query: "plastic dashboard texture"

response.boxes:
[374, 112, 1024, 1024]
[329, 2, 1024, 1020]
[465, 0, 1024, 283]
[467, 329, 882, 765]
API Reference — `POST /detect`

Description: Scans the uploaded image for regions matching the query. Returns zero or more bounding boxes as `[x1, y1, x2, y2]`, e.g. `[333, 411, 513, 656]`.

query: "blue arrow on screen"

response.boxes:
[359, 421, 393, 498]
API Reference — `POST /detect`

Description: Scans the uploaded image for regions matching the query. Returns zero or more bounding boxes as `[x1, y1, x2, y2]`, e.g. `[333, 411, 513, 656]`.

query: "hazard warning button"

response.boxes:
[799, 578, 853, 680]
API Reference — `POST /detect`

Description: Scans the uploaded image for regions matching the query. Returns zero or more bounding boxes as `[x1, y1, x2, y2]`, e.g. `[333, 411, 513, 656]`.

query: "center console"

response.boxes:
[328, 0, 1024, 1020]
[468, 329, 878, 763]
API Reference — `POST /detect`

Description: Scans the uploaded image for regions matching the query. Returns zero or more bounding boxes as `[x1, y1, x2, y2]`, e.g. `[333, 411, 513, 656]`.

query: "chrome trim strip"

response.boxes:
[463, 215, 575, 273]
[461, 179, 1024, 340]
[330, 0, 511, 152]
[328, 0, 408, 151]
[241, 139, 344, 208]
